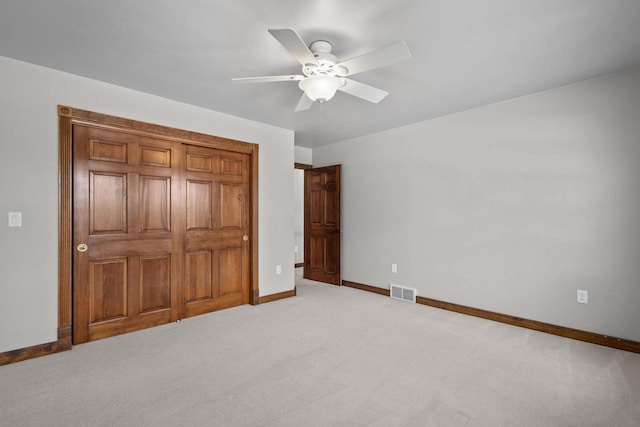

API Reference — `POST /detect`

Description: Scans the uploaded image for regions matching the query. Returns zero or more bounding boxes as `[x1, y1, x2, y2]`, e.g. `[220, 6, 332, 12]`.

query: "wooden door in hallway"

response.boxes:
[304, 165, 341, 285]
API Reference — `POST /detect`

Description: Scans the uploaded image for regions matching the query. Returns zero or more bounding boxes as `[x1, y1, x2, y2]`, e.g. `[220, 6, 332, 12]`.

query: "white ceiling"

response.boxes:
[1, 1, 640, 148]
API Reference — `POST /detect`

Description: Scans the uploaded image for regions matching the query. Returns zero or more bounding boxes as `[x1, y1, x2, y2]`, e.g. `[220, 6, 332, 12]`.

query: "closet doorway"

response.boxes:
[58, 106, 258, 346]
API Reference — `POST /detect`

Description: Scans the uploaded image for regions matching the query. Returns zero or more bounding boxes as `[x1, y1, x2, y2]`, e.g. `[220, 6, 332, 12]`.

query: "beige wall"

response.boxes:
[294, 146, 312, 165]
[313, 68, 640, 342]
[0, 56, 295, 353]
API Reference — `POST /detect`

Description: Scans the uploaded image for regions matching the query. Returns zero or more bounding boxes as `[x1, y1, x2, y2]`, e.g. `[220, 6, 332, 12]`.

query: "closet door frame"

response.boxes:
[57, 105, 259, 351]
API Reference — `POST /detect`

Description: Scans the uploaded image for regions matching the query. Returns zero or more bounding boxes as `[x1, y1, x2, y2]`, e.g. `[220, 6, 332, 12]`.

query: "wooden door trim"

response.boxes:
[58, 109, 73, 351]
[258, 287, 297, 304]
[294, 163, 310, 270]
[58, 105, 259, 351]
[342, 280, 640, 354]
[0, 340, 61, 366]
[251, 147, 260, 304]
[60, 107, 257, 153]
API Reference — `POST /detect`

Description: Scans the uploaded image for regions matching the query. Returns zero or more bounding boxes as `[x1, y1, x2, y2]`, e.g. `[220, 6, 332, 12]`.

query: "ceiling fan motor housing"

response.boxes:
[304, 40, 348, 77]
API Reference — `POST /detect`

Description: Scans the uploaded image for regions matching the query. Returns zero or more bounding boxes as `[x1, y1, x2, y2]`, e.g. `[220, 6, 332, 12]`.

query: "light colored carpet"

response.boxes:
[1, 281, 639, 426]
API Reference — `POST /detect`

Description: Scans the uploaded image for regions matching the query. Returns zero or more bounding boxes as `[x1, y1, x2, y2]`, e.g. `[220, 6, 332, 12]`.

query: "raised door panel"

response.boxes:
[324, 235, 339, 274]
[220, 183, 243, 229]
[306, 233, 338, 275]
[323, 170, 337, 185]
[89, 258, 128, 324]
[139, 255, 171, 313]
[310, 189, 323, 225]
[219, 246, 242, 296]
[324, 188, 338, 226]
[140, 146, 171, 167]
[185, 251, 213, 302]
[309, 236, 324, 272]
[186, 152, 213, 173]
[90, 172, 127, 235]
[139, 176, 170, 233]
[89, 139, 128, 163]
[308, 172, 322, 187]
[186, 180, 212, 231]
[221, 158, 242, 175]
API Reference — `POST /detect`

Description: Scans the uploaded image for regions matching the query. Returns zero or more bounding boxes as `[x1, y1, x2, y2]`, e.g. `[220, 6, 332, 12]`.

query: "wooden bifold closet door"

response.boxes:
[73, 124, 251, 344]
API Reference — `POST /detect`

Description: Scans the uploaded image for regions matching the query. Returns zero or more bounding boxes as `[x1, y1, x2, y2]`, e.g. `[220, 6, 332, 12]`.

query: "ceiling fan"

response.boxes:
[232, 28, 412, 112]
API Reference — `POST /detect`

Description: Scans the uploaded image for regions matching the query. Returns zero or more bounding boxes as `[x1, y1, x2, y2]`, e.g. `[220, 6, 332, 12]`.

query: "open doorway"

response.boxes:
[294, 163, 311, 283]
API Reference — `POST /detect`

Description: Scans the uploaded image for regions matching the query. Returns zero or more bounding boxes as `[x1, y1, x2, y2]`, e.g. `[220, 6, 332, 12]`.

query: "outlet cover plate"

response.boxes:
[8, 212, 22, 227]
[577, 289, 588, 304]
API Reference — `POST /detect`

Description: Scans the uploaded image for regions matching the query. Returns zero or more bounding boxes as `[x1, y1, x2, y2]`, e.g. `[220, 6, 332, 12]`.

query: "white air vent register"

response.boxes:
[390, 284, 416, 303]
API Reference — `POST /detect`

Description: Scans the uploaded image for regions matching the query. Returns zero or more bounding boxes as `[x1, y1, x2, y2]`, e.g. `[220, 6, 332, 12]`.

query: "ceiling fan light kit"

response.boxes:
[298, 75, 344, 102]
[232, 28, 411, 111]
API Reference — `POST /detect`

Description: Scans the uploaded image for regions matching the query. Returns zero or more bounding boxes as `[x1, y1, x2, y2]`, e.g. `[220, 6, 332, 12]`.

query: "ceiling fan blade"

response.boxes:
[338, 78, 389, 103]
[337, 41, 411, 76]
[268, 28, 319, 66]
[295, 93, 314, 112]
[232, 75, 304, 83]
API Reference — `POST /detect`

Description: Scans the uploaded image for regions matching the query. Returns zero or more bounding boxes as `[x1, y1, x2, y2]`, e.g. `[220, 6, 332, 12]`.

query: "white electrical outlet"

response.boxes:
[276, 265, 282, 275]
[8, 212, 22, 227]
[294, 246, 298, 253]
[391, 263, 397, 273]
[577, 289, 588, 304]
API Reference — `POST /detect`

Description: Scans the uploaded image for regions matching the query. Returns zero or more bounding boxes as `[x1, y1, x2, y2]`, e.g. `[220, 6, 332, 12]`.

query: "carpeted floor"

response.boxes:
[1, 280, 639, 426]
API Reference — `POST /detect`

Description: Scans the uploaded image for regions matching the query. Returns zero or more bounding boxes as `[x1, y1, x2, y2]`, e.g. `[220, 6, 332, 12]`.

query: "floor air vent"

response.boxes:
[390, 284, 416, 303]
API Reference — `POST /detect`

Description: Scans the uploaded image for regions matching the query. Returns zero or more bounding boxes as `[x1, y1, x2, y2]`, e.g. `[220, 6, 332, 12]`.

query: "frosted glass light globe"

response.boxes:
[299, 75, 344, 102]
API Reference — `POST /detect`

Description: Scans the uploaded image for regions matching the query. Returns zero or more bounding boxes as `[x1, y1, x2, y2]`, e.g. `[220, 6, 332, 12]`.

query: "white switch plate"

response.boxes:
[294, 246, 298, 253]
[577, 289, 588, 304]
[276, 265, 282, 275]
[8, 212, 22, 227]
[391, 263, 397, 273]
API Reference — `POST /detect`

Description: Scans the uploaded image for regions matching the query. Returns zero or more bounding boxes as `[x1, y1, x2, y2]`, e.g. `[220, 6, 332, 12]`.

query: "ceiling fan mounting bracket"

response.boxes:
[309, 40, 332, 54]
